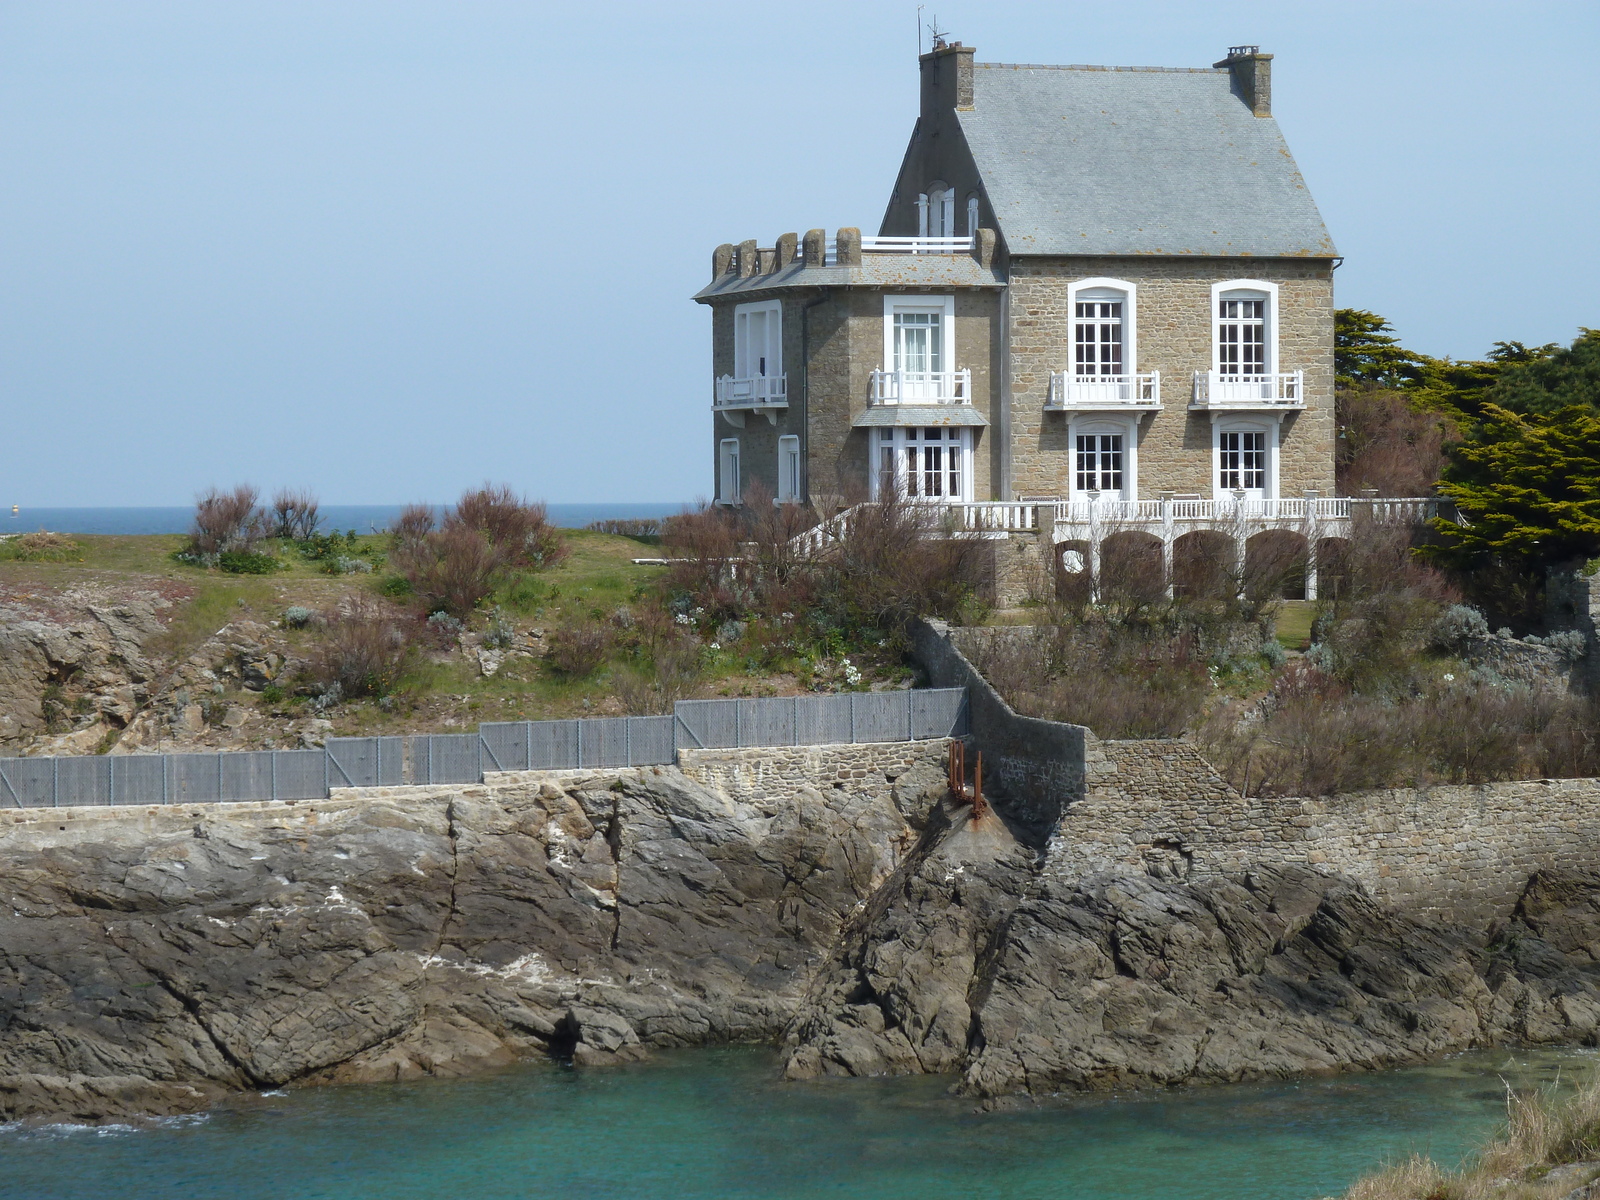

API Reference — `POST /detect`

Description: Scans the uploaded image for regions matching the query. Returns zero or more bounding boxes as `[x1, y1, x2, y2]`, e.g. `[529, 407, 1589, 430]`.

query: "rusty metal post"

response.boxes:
[971, 752, 987, 822]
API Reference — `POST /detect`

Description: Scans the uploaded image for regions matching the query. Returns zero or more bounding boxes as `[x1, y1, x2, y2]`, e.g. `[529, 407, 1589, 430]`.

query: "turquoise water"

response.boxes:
[1, 1047, 1591, 1200]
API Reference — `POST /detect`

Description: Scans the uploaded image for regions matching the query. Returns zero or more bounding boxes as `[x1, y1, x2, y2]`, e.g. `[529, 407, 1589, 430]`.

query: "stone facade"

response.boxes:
[1004, 256, 1336, 500]
[676, 741, 945, 803]
[695, 43, 1341, 513]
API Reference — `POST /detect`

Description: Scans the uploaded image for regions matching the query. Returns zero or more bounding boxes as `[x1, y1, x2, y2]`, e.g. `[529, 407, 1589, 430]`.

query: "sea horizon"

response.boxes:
[1, 502, 693, 537]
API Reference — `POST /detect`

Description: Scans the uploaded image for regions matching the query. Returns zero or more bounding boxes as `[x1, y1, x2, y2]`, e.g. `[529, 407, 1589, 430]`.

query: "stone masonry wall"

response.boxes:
[1054, 737, 1600, 927]
[1005, 256, 1336, 501]
[676, 741, 945, 805]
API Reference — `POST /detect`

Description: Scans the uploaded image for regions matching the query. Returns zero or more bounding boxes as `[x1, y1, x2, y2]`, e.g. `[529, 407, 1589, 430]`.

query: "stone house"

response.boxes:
[694, 42, 1430, 597]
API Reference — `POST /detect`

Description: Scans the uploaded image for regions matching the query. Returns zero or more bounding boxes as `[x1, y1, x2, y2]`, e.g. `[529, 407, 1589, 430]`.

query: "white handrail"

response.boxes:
[1192, 370, 1305, 407]
[868, 368, 972, 404]
[1046, 371, 1161, 409]
[714, 374, 788, 407]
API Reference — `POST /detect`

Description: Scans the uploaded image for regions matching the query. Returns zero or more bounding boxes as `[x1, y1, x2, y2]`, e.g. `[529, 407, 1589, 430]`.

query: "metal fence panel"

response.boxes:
[626, 716, 675, 765]
[0, 758, 54, 807]
[0, 690, 966, 808]
[272, 749, 331, 800]
[407, 734, 481, 785]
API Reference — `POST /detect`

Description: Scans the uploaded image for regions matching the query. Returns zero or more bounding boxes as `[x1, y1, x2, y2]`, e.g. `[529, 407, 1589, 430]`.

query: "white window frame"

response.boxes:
[1066, 277, 1138, 379]
[923, 181, 953, 237]
[1066, 416, 1139, 500]
[966, 193, 980, 236]
[916, 193, 929, 237]
[882, 294, 955, 376]
[871, 426, 973, 503]
[1211, 279, 1278, 377]
[732, 299, 782, 381]
[718, 438, 741, 505]
[1211, 419, 1278, 500]
[777, 434, 801, 504]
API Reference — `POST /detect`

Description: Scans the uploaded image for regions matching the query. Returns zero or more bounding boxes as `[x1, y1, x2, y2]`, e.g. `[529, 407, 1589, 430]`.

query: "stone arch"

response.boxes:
[1173, 530, 1236, 600]
[1099, 530, 1166, 605]
[1055, 539, 1091, 604]
[1244, 529, 1309, 601]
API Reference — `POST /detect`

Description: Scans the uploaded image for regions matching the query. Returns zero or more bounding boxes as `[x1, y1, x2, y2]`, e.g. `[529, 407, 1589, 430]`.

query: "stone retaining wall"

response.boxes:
[676, 742, 944, 804]
[1056, 737, 1600, 927]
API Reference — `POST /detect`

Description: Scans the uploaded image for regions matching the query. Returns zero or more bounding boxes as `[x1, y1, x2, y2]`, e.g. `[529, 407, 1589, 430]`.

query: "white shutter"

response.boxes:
[916, 194, 929, 238]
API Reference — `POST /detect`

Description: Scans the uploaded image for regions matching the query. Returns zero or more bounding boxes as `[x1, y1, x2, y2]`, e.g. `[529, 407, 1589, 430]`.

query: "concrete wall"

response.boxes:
[910, 618, 1086, 837]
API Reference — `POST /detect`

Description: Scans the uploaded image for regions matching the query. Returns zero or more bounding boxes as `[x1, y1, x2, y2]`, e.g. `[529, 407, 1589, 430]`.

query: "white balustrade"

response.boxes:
[1046, 372, 1161, 410]
[714, 374, 788, 409]
[1191, 370, 1305, 409]
[868, 368, 972, 405]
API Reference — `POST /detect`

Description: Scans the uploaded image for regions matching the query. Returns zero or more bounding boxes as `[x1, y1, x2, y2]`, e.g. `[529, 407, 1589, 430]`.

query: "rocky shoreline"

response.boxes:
[4, 751, 1600, 1124]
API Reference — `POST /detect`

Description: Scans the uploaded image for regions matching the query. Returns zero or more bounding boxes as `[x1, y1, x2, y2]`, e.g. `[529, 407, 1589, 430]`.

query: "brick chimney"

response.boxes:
[1214, 45, 1272, 116]
[920, 40, 974, 119]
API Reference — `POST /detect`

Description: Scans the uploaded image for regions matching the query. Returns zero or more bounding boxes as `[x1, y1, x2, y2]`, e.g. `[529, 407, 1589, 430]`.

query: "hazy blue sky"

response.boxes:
[2, 1, 1596, 505]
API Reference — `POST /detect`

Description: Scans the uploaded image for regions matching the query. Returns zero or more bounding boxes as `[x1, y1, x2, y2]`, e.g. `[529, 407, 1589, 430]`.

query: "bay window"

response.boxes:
[874, 427, 970, 501]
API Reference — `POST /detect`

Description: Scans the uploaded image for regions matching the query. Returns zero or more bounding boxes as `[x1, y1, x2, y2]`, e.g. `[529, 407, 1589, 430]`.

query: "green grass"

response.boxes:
[1274, 600, 1315, 650]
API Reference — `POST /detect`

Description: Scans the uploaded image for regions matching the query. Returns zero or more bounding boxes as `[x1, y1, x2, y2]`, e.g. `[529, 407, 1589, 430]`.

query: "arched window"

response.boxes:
[1211, 280, 1278, 378]
[966, 193, 980, 236]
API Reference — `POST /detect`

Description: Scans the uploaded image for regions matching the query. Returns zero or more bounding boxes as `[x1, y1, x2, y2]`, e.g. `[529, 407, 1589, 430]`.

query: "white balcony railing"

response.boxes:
[1046, 371, 1161, 410]
[859, 236, 973, 254]
[869, 368, 972, 405]
[1191, 369, 1305, 409]
[714, 374, 788, 409]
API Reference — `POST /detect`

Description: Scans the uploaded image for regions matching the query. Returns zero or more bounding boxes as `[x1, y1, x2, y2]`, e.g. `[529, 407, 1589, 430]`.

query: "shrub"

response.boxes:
[328, 555, 372, 575]
[0, 531, 81, 562]
[1430, 603, 1489, 652]
[190, 485, 266, 555]
[217, 550, 282, 575]
[282, 606, 314, 628]
[389, 487, 568, 617]
[305, 598, 415, 699]
[613, 636, 700, 714]
[454, 484, 568, 570]
[1335, 385, 1452, 498]
[481, 606, 515, 650]
[271, 488, 321, 541]
[546, 616, 609, 677]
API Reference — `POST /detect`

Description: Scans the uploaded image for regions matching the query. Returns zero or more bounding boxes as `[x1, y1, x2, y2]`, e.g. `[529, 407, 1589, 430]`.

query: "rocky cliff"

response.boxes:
[4, 750, 1600, 1124]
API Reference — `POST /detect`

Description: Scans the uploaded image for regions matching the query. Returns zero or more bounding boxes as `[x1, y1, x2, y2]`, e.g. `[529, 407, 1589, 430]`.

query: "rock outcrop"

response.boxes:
[0, 760, 932, 1121]
[5, 752, 1600, 1124]
[783, 794, 1600, 1099]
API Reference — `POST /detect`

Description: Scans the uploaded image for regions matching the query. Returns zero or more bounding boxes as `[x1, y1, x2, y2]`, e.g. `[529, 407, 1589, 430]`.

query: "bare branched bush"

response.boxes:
[391, 523, 502, 617]
[389, 487, 567, 617]
[1335, 385, 1452, 498]
[973, 626, 1213, 739]
[190, 485, 265, 555]
[613, 636, 701, 714]
[546, 616, 610, 678]
[306, 598, 415, 698]
[454, 484, 567, 570]
[271, 488, 321, 541]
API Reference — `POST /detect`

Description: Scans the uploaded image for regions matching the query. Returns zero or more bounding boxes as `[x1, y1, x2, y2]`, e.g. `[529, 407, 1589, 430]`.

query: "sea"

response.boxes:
[0, 1046, 1588, 1200]
[0, 504, 687, 537]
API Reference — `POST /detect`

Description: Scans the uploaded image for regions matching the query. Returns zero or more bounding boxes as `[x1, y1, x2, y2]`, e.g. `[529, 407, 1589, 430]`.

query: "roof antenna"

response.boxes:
[928, 12, 949, 50]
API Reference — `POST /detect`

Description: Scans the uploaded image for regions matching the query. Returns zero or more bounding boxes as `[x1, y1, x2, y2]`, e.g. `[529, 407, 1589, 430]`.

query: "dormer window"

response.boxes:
[918, 182, 955, 237]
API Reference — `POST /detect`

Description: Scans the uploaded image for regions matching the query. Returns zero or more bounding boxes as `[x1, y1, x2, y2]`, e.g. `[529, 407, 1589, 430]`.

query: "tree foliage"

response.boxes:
[1429, 403, 1600, 568]
[1334, 310, 1425, 389]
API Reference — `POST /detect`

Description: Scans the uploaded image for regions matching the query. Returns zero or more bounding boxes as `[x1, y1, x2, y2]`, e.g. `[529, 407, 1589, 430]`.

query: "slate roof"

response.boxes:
[960, 64, 1336, 258]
